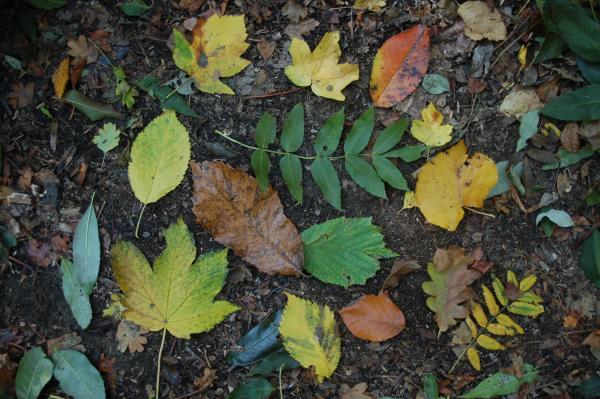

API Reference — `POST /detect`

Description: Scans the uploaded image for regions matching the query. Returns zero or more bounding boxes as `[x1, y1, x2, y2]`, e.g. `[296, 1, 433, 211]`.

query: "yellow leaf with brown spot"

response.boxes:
[53, 58, 70, 99]
[410, 103, 453, 147]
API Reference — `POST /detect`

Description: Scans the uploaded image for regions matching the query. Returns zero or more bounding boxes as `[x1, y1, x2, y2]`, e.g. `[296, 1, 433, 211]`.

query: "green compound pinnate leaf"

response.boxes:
[581, 229, 600, 288]
[460, 364, 538, 398]
[382, 144, 427, 162]
[60, 258, 92, 329]
[314, 108, 345, 156]
[93, 123, 121, 154]
[254, 112, 276, 149]
[301, 217, 396, 287]
[128, 110, 190, 205]
[251, 149, 271, 193]
[15, 347, 54, 399]
[372, 119, 408, 155]
[344, 107, 374, 155]
[310, 158, 342, 210]
[542, 147, 596, 170]
[345, 155, 386, 198]
[372, 155, 408, 191]
[52, 349, 106, 399]
[280, 102, 304, 152]
[280, 154, 303, 203]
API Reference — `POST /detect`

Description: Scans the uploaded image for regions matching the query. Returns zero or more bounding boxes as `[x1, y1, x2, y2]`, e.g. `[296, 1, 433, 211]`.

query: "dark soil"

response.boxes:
[1, 0, 599, 398]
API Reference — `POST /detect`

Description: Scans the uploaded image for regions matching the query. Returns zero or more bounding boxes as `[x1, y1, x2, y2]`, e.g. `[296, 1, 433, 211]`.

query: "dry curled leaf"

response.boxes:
[284, 18, 320, 39]
[282, 0, 307, 22]
[499, 89, 543, 119]
[339, 293, 405, 342]
[116, 320, 148, 353]
[341, 382, 374, 399]
[560, 123, 581, 152]
[380, 260, 421, 292]
[191, 161, 303, 276]
[47, 332, 86, 356]
[67, 35, 98, 64]
[256, 38, 276, 60]
[458, 1, 507, 41]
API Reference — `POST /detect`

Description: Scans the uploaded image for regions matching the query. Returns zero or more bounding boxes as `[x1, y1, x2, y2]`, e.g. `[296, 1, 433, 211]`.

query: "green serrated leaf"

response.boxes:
[227, 310, 283, 368]
[93, 123, 121, 154]
[137, 75, 200, 118]
[345, 155, 386, 198]
[542, 85, 600, 121]
[280, 154, 303, 203]
[254, 112, 276, 149]
[52, 349, 106, 399]
[63, 90, 123, 122]
[314, 109, 345, 156]
[281, 103, 304, 152]
[542, 147, 596, 170]
[251, 150, 271, 192]
[311, 158, 341, 210]
[516, 111, 539, 152]
[344, 107, 374, 154]
[372, 119, 408, 155]
[382, 144, 427, 162]
[586, 188, 600, 206]
[302, 217, 396, 287]
[60, 258, 92, 329]
[422, 74, 450, 94]
[15, 347, 54, 399]
[121, 0, 151, 16]
[581, 229, 600, 288]
[460, 364, 538, 398]
[372, 156, 408, 191]
[228, 378, 273, 399]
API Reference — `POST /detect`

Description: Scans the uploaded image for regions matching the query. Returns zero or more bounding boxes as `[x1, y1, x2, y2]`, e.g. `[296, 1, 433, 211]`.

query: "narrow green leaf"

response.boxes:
[533, 33, 567, 63]
[227, 310, 283, 368]
[344, 107, 374, 155]
[17, 3, 37, 42]
[542, 147, 596, 170]
[249, 350, 300, 376]
[460, 364, 538, 398]
[25, 0, 65, 10]
[60, 258, 92, 329]
[581, 230, 600, 288]
[52, 349, 106, 399]
[373, 119, 408, 155]
[487, 160, 509, 198]
[254, 112, 276, 149]
[279, 155, 303, 203]
[576, 57, 600, 84]
[280, 103, 304, 152]
[542, 84, 600, 121]
[345, 155, 386, 198]
[15, 347, 53, 399]
[251, 150, 271, 192]
[73, 202, 100, 294]
[310, 158, 341, 210]
[516, 111, 539, 152]
[535, 209, 574, 227]
[586, 187, 600, 206]
[314, 108, 345, 156]
[137, 76, 200, 118]
[63, 90, 123, 122]
[372, 156, 408, 191]
[382, 144, 427, 162]
[422, 74, 450, 94]
[424, 373, 438, 399]
[121, 0, 151, 16]
[228, 378, 273, 399]
[4, 55, 23, 71]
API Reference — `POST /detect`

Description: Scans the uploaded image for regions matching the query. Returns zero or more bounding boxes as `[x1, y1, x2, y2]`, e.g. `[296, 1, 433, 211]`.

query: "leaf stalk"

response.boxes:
[155, 328, 167, 399]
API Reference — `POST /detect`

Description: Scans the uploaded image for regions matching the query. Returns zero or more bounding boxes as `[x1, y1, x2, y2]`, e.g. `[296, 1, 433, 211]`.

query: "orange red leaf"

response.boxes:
[339, 293, 405, 342]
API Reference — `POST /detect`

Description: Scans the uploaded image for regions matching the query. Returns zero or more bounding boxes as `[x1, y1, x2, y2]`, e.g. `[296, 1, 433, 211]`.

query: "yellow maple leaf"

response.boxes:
[410, 103, 453, 147]
[284, 32, 359, 101]
[172, 14, 250, 95]
[415, 141, 498, 231]
[279, 293, 341, 382]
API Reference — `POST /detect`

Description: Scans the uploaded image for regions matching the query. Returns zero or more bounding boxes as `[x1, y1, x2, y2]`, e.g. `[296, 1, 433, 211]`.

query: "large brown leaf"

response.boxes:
[339, 293, 405, 342]
[191, 161, 303, 276]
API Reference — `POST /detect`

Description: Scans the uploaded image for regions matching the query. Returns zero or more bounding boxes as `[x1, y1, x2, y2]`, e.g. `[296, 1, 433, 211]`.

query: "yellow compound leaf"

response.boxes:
[284, 32, 359, 101]
[129, 111, 190, 205]
[492, 275, 508, 306]
[482, 284, 500, 316]
[52, 57, 70, 99]
[415, 141, 497, 231]
[467, 347, 481, 371]
[519, 275, 537, 292]
[279, 293, 341, 382]
[507, 270, 519, 286]
[508, 301, 545, 317]
[471, 302, 488, 327]
[477, 334, 505, 350]
[172, 14, 250, 95]
[466, 316, 478, 338]
[110, 218, 239, 339]
[497, 314, 524, 334]
[486, 323, 515, 336]
[518, 292, 543, 304]
[410, 103, 453, 147]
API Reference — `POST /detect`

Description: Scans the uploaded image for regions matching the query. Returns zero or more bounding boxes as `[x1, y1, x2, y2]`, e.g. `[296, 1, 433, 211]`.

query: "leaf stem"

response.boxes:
[278, 365, 284, 399]
[155, 328, 167, 399]
[135, 203, 147, 239]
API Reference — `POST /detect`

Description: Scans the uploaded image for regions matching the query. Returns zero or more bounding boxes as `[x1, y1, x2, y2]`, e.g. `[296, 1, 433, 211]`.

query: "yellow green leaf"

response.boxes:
[477, 334, 505, 350]
[410, 103, 453, 147]
[279, 293, 341, 382]
[497, 314, 524, 334]
[102, 293, 125, 319]
[472, 302, 488, 327]
[284, 32, 359, 101]
[519, 275, 537, 292]
[518, 292, 543, 304]
[402, 191, 416, 209]
[492, 275, 508, 306]
[110, 218, 239, 339]
[486, 323, 515, 336]
[467, 347, 481, 371]
[466, 316, 478, 338]
[482, 284, 500, 316]
[172, 14, 250, 95]
[129, 110, 190, 205]
[353, 0, 386, 11]
[508, 301, 544, 317]
[507, 270, 519, 286]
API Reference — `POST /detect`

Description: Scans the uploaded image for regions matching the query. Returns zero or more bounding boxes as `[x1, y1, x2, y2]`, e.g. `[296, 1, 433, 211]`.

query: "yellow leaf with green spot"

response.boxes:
[284, 32, 359, 101]
[472, 302, 488, 327]
[279, 293, 341, 382]
[507, 270, 519, 286]
[519, 275, 537, 292]
[497, 314, 524, 334]
[509, 301, 544, 317]
[492, 275, 508, 305]
[477, 334, 505, 350]
[467, 347, 481, 370]
[110, 218, 239, 339]
[486, 323, 515, 336]
[466, 316, 478, 338]
[482, 284, 499, 316]
[172, 14, 250, 95]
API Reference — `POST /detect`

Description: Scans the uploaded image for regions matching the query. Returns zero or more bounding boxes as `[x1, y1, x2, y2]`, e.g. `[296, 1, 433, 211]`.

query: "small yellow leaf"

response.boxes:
[486, 323, 515, 336]
[477, 334, 505, 350]
[279, 293, 341, 382]
[466, 316, 478, 338]
[492, 275, 508, 306]
[497, 314, 525, 334]
[52, 58, 70, 99]
[284, 32, 359, 101]
[402, 191, 417, 209]
[467, 347, 481, 370]
[509, 301, 544, 317]
[482, 284, 500, 316]
[518, 292, 543, 304]
[410, 103, 453, 147]
[519, 275, 537, 292]
[518, 45, 528, 66]
[471, 302, 488, 327]
[507, 270, 519, 286]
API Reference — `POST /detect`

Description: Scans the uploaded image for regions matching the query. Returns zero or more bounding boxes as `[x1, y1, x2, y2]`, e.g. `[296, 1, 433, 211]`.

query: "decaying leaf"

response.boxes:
[67, 35, 98, 64]
[284, 32, 359, 101]
[279, 293, 341, 382]
[116, 319, 148, 353]
[282, 0, 307, 22]
[172, 14, 250, 94]
[52, 58, 70, 99]
[415, 141, 498, 231]
[499, 89, 543, 119]
[458, 1, 507, 41]
[8, 82, 34, 109]
[191, 161, 303, 276]
[353, 0, 386, 12]
[410, 103, 453, 147]
[339, 293, 405, 342]
[284, 18, 320, 38]
[370, 25, 430, 107]
[340, 382, 374, 399]
[380, 260, 421, 292]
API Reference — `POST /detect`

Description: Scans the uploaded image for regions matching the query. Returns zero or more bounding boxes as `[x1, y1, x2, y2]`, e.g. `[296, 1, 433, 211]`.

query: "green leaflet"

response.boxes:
[487, 160, 509, 198]
[25, 0, 65, 10]
[301, 217, 396, 287]
[63, 90, 123, 122]
[344, 107, 374, 154]
[280, 103, 304, 152]
[52, 349, 106, 399]
[280, 155, 303, 203]
[542, 85, 600, 121]
[516, 111, 539, 152]
[113, 66, 138, 109]
[533, 33, 568, 63]
[372, 156, 408, 191]
[424, 373, 438, 399]
[581, 229, 600, 288]
[577, 57, 600, 84]
[460, 364, 538, 398]
[542, 147, 596, 170]
[345, 155, 386, 198]
[314, 108, 345, 156]
[137, 75, 200, 118]
[251, 150, 271, 192]
[249, 350, 300, 376]
[382, 144, 427, 162]
[228, 378, 273, 399]
[60, 258, 92, 329]
[311, 158, 342, 210]
[254, 112, 276, 149]
[372, 120, 408, 155]
[15, 347, 53, 399]
[121, 0, 151, 16]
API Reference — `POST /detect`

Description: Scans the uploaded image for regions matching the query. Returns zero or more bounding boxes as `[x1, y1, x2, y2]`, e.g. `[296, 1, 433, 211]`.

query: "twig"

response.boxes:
[8, 256, 33, 269]
[244, 87, 303, 100]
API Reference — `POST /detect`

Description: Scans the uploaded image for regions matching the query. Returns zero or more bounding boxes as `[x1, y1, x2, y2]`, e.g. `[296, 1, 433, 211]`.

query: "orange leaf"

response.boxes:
[370, 25, 430, 108]
[52, 58, 70, 99]
[339, 293, 405, 342]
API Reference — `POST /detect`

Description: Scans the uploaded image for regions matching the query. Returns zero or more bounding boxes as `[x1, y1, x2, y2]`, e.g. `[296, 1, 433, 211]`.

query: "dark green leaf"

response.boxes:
[509, 161, 525, 195]
[580, 229, 600, 289]
[542, 84, 600, 121]
[228, 378, 273, 399]
[280, 103, 304, 152]
[424, 373, 438, 399]
[574, 375, 600, 398]
[311, 158, 341, 210]
[15, 347, 53, 399]
[373, 119, 408, 155]
[250, 350, 300, 376]
[314, 108, 345, 156]
[487, 160, 509, 198]
[121, 0, 151, 16]
[251, 150, 271, 192]
[533, 33, 567, 63]
[422, 74, 450, 94]
[344, 107, 374, 155]
[345, 155, 386, 198]
[254, 112, 276, 149]
[227, 311, 283, 367]
[25, 0, 65, 10]
[460, 364, 538, 398]
[372, 156, 408, 191]
[382, 144, 428, 162]
[586, 187, 600, 206]
[137, 76, 200, 118]
[279, 155, 303, 203]
[63, 90, 123, 122]
[73, 202, 100, 294]
[61, 259, 92, 329]
[516, 111, 539, 152]
[17, 3, 37, 42]
[577, 57, 600, 84]
[541, 147, 596, 170]
[1, 229, 17, 249]
[52, 349, 106, 399]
